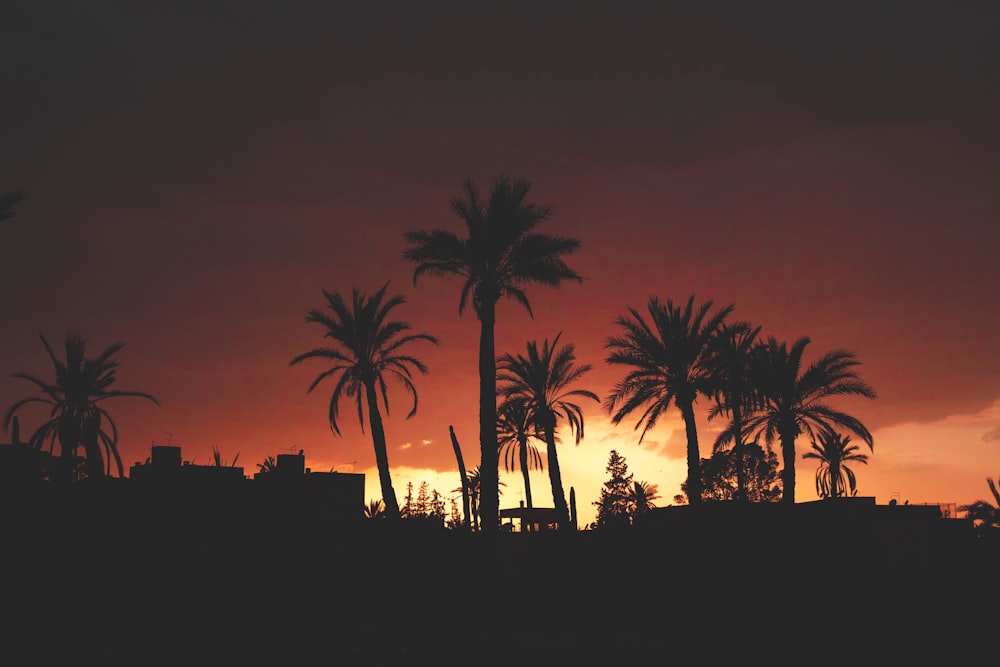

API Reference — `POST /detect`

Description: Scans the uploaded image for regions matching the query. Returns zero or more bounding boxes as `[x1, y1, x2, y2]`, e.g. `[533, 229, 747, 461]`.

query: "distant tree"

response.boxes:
[630, 480, 660, 521]
[403, 173, 583, 535]
[497, 332, 599, 528]
[497, 397, 544, 525]
[959, 476, 1000, 530]
[4, 333, 159, 483]
[803, 430, 869, 498]
[365, 498, 386, 520]
[401, 481, 416, 519]
[256, 455, 278, 474]
[681, 441, 782, 503]
[290, 283, 438, 520]
[593, 449, 633, 529]
[415, 481, 431, 516]
[605, 295, 735, 506]
[745, 336, 876, 504]
[211, 446, 240, 467]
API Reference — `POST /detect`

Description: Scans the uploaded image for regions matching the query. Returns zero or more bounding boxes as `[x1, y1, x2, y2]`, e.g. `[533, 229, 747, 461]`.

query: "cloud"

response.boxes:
[982, 426, 1000, 442]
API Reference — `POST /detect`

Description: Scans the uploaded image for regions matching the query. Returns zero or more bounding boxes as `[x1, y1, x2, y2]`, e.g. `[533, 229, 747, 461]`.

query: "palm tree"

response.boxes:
[802, 430, 869, 498]
[365, 498, 386, 520]
[959, 477, 1000, 530]
[497, 397, 544, 523]
[706, 321, 762, 503]
[604, 295, 734, 506]
[744, 336, 876, 505]
[4, 333, 159, 483]
[402, 174, 583, 535]
[289, 283, 438, 521]
[453, 466, 504, 532]
[630, 480, 660, 522]
[497, 332, 599, 528]
[256, 455, 278, 474]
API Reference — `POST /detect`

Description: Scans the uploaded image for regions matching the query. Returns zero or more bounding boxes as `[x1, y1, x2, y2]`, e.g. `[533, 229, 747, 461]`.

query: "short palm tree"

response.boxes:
[630, 480, 660, 521]
[365, 499, 386, 520]
[497, 397, 544, 521]
[402, 174, 583, 535]
[959, 477, 1000, 530]
[256, 455, 278, 474]
[802, 430, 869, 498]
[497, 332, 599, 528]
[706, 320, 762, 503]
[290, 283, 438, 521]
[744, 336, 876, 505]
[604, 295, 734, 506]
[4, 333, 159, 482]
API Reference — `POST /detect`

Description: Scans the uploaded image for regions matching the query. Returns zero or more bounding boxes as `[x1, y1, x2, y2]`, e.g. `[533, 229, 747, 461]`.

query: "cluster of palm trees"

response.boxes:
[287, 173, 880, 533]
[4, 175, 878, 531]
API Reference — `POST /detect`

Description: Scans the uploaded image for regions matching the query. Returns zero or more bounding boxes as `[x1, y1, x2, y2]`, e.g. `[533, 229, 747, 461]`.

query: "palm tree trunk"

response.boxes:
[518, 434, 533, 531]
[82, 414, 106, 480]
[831, 460, 842, 498]
[543, 427, 570, 527]
[780, 430, 797, 505]
[449, 425, 471, 529]
[478, 299, 500, 536]
[732, 403, 746, 503]
[54, 420, 79, 485]
[680, 401, 702, 506]
[365, 382, 401, 519]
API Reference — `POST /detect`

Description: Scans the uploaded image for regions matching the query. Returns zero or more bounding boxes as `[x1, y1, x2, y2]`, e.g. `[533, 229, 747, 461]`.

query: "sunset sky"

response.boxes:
[2, 2, 998, 528]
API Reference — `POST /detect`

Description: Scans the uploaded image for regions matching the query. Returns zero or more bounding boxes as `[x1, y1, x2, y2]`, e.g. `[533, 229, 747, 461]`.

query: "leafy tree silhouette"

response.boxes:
[803, 430, 869, 498]
[744, 336, 876, 505]
[604, 295, 734, 506]
[290, 283, 438, 521]
[403, 174, 583, 535]
[4, 333, 159, 483]
[497, 332, 599, 528]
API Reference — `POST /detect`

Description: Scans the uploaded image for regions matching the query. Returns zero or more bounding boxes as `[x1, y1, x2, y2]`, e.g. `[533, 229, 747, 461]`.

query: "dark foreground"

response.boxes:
[2, 501, 997, 664]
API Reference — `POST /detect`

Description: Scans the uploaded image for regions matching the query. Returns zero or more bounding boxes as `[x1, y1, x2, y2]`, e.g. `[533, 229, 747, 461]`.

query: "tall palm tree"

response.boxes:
[744, 336, 876, 505]
[497, 397, 544, 521]
[803, 430, 869, 498]
[289, 283, 438, 521]
[452, 466, 504, 532]
[497, 332, 599, 528]
[706, 321, 762, 503]
[604, 295, 734, 506]
[402, 174, 583, 535]
[4, 333, 159, 482]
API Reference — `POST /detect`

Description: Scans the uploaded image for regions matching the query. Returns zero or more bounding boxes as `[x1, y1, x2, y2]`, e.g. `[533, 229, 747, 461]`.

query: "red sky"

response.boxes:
[2, 2, 999, 527]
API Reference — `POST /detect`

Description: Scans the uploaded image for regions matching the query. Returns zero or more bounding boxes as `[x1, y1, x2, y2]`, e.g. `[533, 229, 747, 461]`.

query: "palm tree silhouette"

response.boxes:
[497, 332, 599, 528]
[453, 466, 504, 532]
[960, 476, 1000, 530]
[289, 283, 438, 520]
[802, 430, 869, 498]
[706, 321, 762, 503]
[630, 480, 660, 523]
[744, 336, 876, 505]
[497, 397, 544, 523]
[402, 174, 583, 535]
[4, 333, 159, 483]
[604, 295, 734, 506]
